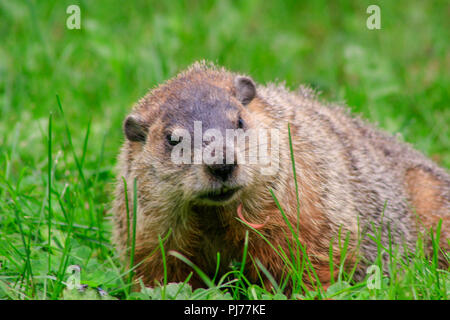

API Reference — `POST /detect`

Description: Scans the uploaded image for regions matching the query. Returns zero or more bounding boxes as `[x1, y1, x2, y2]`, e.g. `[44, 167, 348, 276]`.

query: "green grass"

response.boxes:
[0, 0, 449, 300]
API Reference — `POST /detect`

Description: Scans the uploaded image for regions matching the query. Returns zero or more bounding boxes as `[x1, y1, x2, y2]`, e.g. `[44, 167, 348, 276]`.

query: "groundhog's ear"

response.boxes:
[123, 115, 148, 142]
[234, 76, 256, 105]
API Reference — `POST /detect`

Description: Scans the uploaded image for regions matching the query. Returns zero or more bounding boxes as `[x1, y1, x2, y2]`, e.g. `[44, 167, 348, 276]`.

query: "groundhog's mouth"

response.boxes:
[197, 187, 241, 203]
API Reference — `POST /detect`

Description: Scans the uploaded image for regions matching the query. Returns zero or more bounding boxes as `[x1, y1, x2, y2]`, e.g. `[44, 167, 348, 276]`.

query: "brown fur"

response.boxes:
[406, 167, 449, 227]
[113, 61, 449, 293]
[405, 167, 449, 265]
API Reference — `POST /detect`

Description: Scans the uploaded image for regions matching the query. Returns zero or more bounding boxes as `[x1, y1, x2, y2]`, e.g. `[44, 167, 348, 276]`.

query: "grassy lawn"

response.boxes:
[0, 0, 448, 300]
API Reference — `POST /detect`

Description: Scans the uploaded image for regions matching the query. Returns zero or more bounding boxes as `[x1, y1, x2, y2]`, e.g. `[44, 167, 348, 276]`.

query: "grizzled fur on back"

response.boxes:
[113, 61, 449, 290]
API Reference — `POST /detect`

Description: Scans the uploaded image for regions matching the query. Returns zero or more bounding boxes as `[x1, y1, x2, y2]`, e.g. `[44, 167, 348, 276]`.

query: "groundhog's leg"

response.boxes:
[405, 166, 450, 266]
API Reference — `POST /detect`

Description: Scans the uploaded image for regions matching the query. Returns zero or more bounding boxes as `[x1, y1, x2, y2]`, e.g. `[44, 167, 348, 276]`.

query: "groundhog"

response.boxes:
[113, 61, 449, 292]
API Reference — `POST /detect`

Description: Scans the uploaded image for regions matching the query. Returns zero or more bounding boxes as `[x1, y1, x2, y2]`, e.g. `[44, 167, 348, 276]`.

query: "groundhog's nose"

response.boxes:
[206, 163, 236, 181]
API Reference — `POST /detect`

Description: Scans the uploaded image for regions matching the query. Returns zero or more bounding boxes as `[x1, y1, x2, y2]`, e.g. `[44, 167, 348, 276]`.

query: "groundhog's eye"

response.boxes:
[238, 117, 245, 129]
[166, 133, 181, 146]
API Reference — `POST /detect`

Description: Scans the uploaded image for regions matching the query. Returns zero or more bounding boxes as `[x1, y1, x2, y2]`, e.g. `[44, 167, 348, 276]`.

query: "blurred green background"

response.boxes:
[0, 0, 448, 299]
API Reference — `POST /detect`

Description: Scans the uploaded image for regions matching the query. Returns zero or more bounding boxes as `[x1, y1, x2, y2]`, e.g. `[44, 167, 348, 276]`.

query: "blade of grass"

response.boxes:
[168, 251, 215, 288]
[122, 177, 131, 250]
[79, 117, 91, 169]
[158, 234, 168, 300]
[127, 177, 138, 295]
[47, 112, 53, 297]
[55, 95, 86, 187]
[287, 123, 301, 233]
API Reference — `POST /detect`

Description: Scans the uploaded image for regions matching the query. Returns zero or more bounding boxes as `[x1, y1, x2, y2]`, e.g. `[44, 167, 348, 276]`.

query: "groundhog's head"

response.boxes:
[121, 63, 278, 207]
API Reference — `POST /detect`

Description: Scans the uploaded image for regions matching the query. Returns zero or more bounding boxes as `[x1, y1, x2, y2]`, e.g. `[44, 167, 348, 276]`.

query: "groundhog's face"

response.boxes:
[122, 74, 276, 206]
